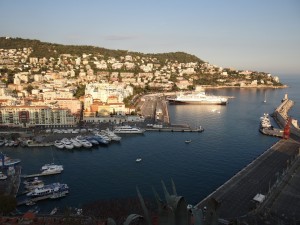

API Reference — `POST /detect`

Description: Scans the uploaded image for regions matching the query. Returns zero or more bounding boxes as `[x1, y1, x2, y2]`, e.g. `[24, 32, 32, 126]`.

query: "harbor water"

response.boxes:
[2, 74, 300, 214]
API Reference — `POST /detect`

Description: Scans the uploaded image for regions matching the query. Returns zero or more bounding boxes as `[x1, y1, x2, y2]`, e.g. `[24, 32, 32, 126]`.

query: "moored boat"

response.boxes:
[168, 90, 228, 105]
[41, 164, 63, 175]
[26, 182, 69, 198]
[0, 153, 21, 167]
[113, 125, 145, 134]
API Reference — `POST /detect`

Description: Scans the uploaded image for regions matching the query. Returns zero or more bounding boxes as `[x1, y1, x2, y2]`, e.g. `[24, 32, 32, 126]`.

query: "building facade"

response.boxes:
[0, 106, 77, 128]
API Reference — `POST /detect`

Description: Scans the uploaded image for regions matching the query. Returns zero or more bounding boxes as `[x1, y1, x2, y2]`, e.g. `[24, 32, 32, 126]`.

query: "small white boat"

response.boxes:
[41, 164, 64, 175]
[70, 138, 82, 148]
[54, 140, 65, 149]
[50, 207, 58, 215]
[136, 158, 142, 162]
[185, 140, 192, 143]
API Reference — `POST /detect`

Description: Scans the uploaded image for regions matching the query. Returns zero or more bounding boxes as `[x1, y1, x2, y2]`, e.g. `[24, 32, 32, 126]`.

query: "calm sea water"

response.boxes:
[3, 75, 300, 213]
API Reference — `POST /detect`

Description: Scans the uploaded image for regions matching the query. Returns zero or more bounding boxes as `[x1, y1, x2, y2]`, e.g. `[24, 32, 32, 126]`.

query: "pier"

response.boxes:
[21, 171, 62, 179]
[196, 139, 300, 223]
[196, 96, 300, 224]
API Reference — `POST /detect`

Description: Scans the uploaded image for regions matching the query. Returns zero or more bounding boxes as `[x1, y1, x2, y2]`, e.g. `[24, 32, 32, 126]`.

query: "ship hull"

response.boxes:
[168, 99, 227, 105]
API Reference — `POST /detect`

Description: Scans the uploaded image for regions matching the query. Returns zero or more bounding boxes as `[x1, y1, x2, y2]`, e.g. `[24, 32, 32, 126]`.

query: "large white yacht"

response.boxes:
[168, 90, 228, 105]
[113, 125, 145, 134]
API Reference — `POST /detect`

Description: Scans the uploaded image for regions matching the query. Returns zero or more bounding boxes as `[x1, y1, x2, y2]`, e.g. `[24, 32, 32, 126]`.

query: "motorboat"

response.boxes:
[91, 135, 109, 145]
[113, 125, 145, 134]
[24, 177, 44, 190]
[54, 140, 65, 149]
[85, 136, 99, 146]
[70, 138, 82, 148]
[41, 164, 63, 175]
[60, 138, 74, 149]
[136, 158, 142, 162]
[101, 128, 121, 141]
[26, 182, 69, 198]
[75, 136, 93, 148]
[185, 140, 192, 144]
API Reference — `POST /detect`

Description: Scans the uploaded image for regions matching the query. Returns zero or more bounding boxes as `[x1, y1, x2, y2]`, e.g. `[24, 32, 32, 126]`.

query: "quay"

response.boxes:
[259, 127, 283, 138]
[196, 96, 300, 224]
[196, 139, 300, 223]
[146, 127, 204, 132]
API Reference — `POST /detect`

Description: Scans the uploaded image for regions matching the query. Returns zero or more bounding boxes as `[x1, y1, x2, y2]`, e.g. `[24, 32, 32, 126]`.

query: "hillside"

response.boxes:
[0, 37, 204, 64]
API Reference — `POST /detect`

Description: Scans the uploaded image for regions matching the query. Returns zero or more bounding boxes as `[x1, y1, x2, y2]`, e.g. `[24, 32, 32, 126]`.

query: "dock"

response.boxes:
[259, 127, 283, 138]
[21, 171, 62, 178]
[146, 127, 204, 132]
[17, 191, 69, 206]
[195, 139, 300, 223]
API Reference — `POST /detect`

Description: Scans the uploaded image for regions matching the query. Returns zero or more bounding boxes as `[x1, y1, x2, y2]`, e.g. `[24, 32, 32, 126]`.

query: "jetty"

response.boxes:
[146, 127, 204, 132]
[196, 96, 300, 224]
[259, 127, 283, 138]
[21, 171, 62, 178]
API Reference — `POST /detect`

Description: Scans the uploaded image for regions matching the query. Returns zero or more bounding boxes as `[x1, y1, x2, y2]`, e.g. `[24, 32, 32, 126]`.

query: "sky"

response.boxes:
[0, 0, 299, 76]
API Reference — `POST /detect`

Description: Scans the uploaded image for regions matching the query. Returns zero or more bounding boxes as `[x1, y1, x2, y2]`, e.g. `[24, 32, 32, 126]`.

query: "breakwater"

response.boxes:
[273, 96, 300, 137]
[195, 96, 300, 223]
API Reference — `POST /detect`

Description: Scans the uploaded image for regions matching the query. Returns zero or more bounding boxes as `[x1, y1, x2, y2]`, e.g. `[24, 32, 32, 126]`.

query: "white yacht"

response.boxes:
[70, 138, 82, 148]
[54, 140, 65, 149]
[27, 182, 69, 198]
[113, 125, 145, 134]
[60, 138, 74, 150]
[75, 136, 93, 148]
[41, 164, 64, 175]
[101, 128, 121, 141]
[24, 177, 44, 190]
[168, 90, 228, 105]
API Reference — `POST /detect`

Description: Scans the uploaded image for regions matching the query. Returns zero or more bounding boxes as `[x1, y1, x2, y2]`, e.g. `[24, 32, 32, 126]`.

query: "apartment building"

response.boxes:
[0, 106, 76, 128]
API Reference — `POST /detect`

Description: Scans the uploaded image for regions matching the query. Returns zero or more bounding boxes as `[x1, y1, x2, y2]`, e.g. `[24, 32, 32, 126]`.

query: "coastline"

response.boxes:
[203, 84, 288, 89]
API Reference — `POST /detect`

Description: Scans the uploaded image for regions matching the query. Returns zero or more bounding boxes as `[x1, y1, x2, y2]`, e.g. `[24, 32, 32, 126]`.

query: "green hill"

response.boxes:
[0, 37, 204, 64]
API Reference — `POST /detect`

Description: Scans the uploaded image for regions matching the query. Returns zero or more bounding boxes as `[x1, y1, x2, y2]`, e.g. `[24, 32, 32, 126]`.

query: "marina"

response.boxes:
[0, 82, 299, 221]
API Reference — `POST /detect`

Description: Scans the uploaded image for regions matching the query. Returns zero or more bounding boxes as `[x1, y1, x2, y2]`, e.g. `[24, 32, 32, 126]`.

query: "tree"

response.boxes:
[74, 84, 86, 98]
[26, 84, 34, 93]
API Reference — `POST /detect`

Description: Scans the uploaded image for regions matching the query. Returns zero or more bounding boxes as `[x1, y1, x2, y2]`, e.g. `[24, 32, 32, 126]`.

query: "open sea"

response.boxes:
[2, 74, 300, 214]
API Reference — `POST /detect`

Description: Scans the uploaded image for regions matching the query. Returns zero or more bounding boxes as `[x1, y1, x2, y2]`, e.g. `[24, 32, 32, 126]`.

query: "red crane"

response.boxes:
[283, 117, 292, 139]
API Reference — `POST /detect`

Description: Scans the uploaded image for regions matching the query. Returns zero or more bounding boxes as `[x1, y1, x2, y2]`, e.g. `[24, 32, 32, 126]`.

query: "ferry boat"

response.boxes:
[113, 125, 145, 134]
[168, 91, 228, 105]
[26, 182, 69, 198]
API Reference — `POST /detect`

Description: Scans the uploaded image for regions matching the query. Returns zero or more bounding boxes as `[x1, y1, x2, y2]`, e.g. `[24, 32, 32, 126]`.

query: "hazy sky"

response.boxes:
[1, 0, 299, 75]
